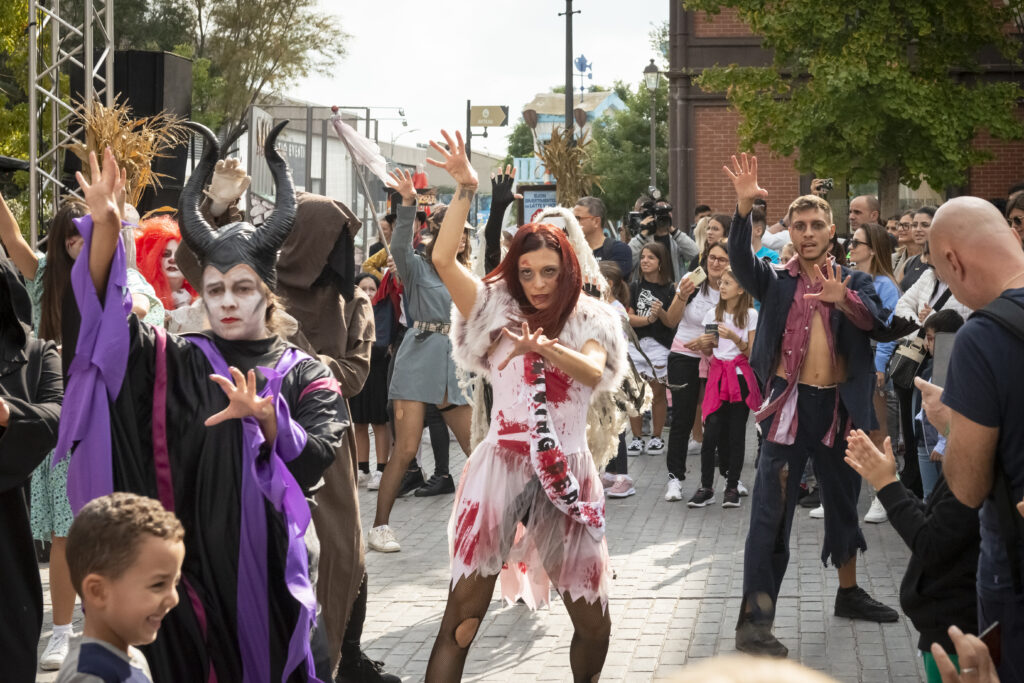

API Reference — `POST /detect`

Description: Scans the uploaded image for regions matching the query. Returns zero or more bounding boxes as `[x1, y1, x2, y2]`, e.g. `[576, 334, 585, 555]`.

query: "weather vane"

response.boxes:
[574, 54, 593, 103]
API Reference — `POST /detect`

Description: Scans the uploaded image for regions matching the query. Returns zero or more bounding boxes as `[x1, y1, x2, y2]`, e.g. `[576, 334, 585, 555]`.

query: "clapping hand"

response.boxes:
[844, 430, 899, 490]
[426, 130, 479, 189]
[804, 263, 851, 304]
[497, 322, 559, 371]
[648, 299, 664, 321]
[387, 168, 417, 204]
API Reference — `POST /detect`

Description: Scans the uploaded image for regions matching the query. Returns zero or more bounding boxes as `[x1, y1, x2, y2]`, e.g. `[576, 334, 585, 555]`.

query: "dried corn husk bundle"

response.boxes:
[64, 98, 189, 206]
[534, 126, 600, 207]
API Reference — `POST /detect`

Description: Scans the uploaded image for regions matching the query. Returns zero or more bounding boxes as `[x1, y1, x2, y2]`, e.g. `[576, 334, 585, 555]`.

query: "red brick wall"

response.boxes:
[694, 107, 801, 222]
[692, 8, 755, 38]
[968, 108, 1024, 199]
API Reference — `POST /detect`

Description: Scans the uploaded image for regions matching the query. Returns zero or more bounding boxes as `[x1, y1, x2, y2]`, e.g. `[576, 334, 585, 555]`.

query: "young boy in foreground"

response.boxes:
[56, 493, 184, 683]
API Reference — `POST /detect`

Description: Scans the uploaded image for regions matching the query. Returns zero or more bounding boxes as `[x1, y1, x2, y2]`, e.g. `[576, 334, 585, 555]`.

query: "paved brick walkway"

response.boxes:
[37, 424, 925, 682]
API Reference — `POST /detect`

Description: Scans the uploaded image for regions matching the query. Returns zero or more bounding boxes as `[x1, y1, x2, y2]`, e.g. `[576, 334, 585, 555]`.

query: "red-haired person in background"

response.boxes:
[136, 215, 201, 331]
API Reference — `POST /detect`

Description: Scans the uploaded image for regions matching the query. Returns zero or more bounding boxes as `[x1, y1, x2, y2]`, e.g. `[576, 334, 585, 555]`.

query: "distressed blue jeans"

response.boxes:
[738, 379, 867, 627]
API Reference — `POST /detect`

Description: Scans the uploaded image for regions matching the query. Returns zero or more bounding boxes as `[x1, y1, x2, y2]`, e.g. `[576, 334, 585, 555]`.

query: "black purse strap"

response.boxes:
[913, 286, 954, 338]
[971, 295, 1024, 594]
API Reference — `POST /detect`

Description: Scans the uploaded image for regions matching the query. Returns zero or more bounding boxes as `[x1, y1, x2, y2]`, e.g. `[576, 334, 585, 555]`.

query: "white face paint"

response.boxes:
[202, 264, 268, 340]
[162, 239, 183, 290]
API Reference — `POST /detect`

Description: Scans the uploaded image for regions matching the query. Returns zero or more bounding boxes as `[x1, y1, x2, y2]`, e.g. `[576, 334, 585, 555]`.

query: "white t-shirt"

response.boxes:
[670, 286, 720, 356]
[702, 307, 758, 369]
[761, 229, 792, 251]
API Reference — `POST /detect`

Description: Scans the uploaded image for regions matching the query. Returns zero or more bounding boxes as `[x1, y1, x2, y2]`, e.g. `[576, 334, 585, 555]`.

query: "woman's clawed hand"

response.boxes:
[76, 147, 126, 231]
[387, 168, 417, 204]
[205, 367, 276, 432]
[497, 322, 559, 371]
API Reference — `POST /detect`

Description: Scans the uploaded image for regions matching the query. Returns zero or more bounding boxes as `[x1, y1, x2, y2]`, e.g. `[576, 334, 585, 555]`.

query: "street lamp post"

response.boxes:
[643, 59, 660, 192]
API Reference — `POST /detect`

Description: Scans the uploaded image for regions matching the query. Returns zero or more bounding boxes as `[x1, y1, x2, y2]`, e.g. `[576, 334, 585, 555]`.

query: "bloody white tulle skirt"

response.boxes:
[448, 442, 611, 611]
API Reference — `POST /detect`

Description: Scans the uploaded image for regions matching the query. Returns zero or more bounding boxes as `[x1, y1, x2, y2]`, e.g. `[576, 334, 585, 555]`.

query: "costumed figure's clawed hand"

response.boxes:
[426, 130, 479, 189]
[206, 367, 277, 441]
[205, 158, 251, 216]
[386, 168, 417, 204]
[76, 147, 127, 232]
[804, 263, 851, 304]
[497, 322, 559, 371]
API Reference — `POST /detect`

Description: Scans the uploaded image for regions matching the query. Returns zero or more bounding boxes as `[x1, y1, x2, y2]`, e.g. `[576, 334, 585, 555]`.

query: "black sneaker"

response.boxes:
[735, 621, 789, 658]
[834, 586, 899, 623]
[414, 474, 455, 497]
[397, 469, 425, 497]
[335, 650, 401, 683]
[722, 488, 741, 508]
[799, 487, 820, 508]
[687, 487, 715, 507]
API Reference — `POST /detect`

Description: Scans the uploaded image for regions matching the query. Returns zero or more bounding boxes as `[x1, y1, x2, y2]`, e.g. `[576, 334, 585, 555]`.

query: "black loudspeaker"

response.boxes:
[67, 50, 192, 214]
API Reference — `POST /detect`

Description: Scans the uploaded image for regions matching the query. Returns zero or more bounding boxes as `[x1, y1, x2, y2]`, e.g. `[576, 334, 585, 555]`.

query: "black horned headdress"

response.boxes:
[178, 120, 295, 290]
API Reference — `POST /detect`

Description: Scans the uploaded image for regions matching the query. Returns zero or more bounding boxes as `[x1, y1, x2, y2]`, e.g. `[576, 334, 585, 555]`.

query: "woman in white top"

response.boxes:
[663, 241, 729, 502]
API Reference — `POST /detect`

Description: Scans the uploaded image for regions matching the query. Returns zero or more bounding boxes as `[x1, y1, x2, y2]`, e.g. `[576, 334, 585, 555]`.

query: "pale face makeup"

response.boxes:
[162, 239, 183, 290]
[202, 264, 268, 340]
[518, 247, 562, 310]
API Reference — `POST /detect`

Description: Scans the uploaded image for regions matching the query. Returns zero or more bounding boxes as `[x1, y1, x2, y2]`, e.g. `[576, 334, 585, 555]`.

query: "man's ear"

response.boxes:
[829, 224, 837, 238]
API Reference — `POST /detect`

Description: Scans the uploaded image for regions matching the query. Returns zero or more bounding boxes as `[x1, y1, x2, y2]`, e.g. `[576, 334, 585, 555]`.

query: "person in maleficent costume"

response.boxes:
[57, 126, 347, 682]
[0, 249, 62, 683]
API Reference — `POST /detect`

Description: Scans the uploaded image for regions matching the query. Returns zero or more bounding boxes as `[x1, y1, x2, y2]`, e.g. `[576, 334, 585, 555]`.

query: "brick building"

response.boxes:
[667, 5, 1024, 233]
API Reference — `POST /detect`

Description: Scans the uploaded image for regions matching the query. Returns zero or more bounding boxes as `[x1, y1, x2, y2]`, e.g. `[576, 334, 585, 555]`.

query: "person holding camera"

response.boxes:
[627, 198, 698, 283]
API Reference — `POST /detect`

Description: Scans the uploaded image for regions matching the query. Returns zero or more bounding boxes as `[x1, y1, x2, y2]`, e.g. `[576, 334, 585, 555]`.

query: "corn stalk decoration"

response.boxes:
[535, 126, 599, 207]
[64, 99, 190, 207]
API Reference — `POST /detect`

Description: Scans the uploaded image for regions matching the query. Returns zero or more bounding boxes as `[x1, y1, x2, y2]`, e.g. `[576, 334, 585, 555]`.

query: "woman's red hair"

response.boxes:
[484, 223, 582, 337]
[136, 215, 197, 309]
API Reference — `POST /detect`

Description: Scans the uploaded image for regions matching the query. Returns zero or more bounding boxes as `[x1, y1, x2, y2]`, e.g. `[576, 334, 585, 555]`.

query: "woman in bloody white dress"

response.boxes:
[396, 131, 626, 683]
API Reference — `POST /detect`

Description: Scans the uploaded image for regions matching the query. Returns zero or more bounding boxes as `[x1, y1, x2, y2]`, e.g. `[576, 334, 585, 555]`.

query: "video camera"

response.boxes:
[627, 188, 672, 237]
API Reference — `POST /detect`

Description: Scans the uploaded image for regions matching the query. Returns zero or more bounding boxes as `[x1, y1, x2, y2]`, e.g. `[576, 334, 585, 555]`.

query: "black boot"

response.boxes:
[834, 586, 899, 622]
[414, 473, 455, 497]
[397, 468, 425, 497]
[335, 651, 401, 683]
[735, 621, 789, 657]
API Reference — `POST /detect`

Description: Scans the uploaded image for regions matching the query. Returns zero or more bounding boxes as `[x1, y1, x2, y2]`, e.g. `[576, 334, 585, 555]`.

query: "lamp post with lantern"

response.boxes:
[643, 58, 660, 192]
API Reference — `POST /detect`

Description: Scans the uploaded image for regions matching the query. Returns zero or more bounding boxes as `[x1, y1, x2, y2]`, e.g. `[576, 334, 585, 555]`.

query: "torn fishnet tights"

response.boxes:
[424, 572, 610, 682]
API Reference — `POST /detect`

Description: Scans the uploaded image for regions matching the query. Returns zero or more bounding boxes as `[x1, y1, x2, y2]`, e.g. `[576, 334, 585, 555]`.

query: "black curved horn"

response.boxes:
[177, 121, 221, 259]
[256, 120, 296, 254]
[220, 122, 248, 160]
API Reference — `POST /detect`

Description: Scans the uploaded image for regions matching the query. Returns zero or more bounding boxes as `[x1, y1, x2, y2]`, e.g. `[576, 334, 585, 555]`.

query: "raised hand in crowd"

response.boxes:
[205, 158, 251, 217]
[426, 129, 479, 190]
[804, 263, 852, 304]
[844, 430, 899, 491]
[722, 152, 769, 216]
[76, 147, 127, 293]
[932, 625, 1000, 683]
[491, 165, 520, 207]
[387, 168, 417, 206]
[205, 367, 277, 442]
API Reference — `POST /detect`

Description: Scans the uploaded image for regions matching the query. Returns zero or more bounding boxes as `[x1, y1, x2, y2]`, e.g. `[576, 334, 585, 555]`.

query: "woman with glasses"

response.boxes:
[898, 206, 936, 291]
[1007, 190, 1024, 240]
[892, 210, 918, 283]
[847, 223, 902, 523]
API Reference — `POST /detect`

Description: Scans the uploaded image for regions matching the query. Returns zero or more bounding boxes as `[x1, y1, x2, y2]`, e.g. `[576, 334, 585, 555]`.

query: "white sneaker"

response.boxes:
[367, 470, 382, 491]
[665, 474, 684, 502]
[357, 470, 370, 487]
[601, 471, 617, 489]
[368, 525, 401, 553]
[736, 480, 749, 497]
[40, 628, 72, 670]
[626, 438, 645, 456]
[809, 504, 824, 519]
[864, 496, 888, 524]
[687, 438, 702, 454]
[646, 436, 665, 455]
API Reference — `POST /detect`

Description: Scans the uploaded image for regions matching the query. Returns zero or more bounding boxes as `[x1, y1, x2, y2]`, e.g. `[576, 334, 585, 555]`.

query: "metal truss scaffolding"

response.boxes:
[28, 0, 114, 247]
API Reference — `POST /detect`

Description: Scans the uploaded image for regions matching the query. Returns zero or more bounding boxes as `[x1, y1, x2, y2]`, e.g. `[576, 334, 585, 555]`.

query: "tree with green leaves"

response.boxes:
[587, 79, 668, 222]
[684, 0, 1024, 213]
[502, 118, 535, 166]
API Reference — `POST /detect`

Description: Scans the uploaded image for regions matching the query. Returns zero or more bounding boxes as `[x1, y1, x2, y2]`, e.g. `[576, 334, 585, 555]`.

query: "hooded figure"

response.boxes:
[0, 251, 62, 683]
[57, 121, 348, 682]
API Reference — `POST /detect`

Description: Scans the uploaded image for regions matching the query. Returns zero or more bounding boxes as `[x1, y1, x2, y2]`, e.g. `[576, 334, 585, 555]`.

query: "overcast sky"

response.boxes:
[289, 0, 668, 157]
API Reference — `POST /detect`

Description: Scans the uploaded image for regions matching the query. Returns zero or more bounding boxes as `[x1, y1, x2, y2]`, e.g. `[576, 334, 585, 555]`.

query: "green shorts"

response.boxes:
[922, 650, 960, 683]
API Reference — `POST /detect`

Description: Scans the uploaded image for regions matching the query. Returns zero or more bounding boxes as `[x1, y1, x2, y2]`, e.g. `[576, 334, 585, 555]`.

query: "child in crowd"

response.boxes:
[599, 261, 636, 498]
[690, 268, 761, 508]
[626, 242, 686, 456]
[57, 493, 185, 683]
[780, 242, 796, 262]
[350, 273, 395, 490]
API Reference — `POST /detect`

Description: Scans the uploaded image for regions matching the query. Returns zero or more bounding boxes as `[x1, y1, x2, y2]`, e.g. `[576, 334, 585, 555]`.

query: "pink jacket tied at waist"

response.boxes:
[702, 354, 762, 421]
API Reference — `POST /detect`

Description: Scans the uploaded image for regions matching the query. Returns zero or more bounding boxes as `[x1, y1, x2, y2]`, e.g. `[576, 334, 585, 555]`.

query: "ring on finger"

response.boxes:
[960, 667, 977, 675]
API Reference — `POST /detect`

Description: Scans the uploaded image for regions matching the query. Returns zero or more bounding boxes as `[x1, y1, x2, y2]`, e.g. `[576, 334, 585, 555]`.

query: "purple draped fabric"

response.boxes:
[53, 215, 132, 512]
[187, 336, 320, 683]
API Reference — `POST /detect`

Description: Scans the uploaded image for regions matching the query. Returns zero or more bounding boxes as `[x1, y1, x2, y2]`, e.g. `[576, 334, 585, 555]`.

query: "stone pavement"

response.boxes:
[37, 423, 926, 682]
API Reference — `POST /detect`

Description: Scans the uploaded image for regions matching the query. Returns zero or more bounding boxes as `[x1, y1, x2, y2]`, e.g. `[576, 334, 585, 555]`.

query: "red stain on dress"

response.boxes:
[546, 367, 572, 405]
[454, 502, 481, 564]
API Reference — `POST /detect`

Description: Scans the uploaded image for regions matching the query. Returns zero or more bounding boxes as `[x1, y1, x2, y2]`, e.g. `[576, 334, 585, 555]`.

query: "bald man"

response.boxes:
[916, 196, 1024, 681]
[848, 195, 880, 230]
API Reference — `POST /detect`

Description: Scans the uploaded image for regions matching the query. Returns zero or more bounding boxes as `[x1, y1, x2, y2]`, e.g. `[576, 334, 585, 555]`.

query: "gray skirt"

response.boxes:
[388, 329, 467, 405]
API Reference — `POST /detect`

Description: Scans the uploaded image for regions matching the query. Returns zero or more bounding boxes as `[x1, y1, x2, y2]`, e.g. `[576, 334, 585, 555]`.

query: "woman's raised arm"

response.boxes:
[423, 130, 480, 319]
[0, 191, 40, 280]
[77, 147, 126, 295]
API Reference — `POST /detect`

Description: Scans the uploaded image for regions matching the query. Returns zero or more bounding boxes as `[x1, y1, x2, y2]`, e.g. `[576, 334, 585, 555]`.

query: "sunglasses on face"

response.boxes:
[847, 238, 868, 249]
[1011, 216, 1023, 228]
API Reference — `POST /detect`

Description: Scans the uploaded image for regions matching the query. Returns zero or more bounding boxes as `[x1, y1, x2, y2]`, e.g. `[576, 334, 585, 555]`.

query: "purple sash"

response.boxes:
[187, 335, 321, 683]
